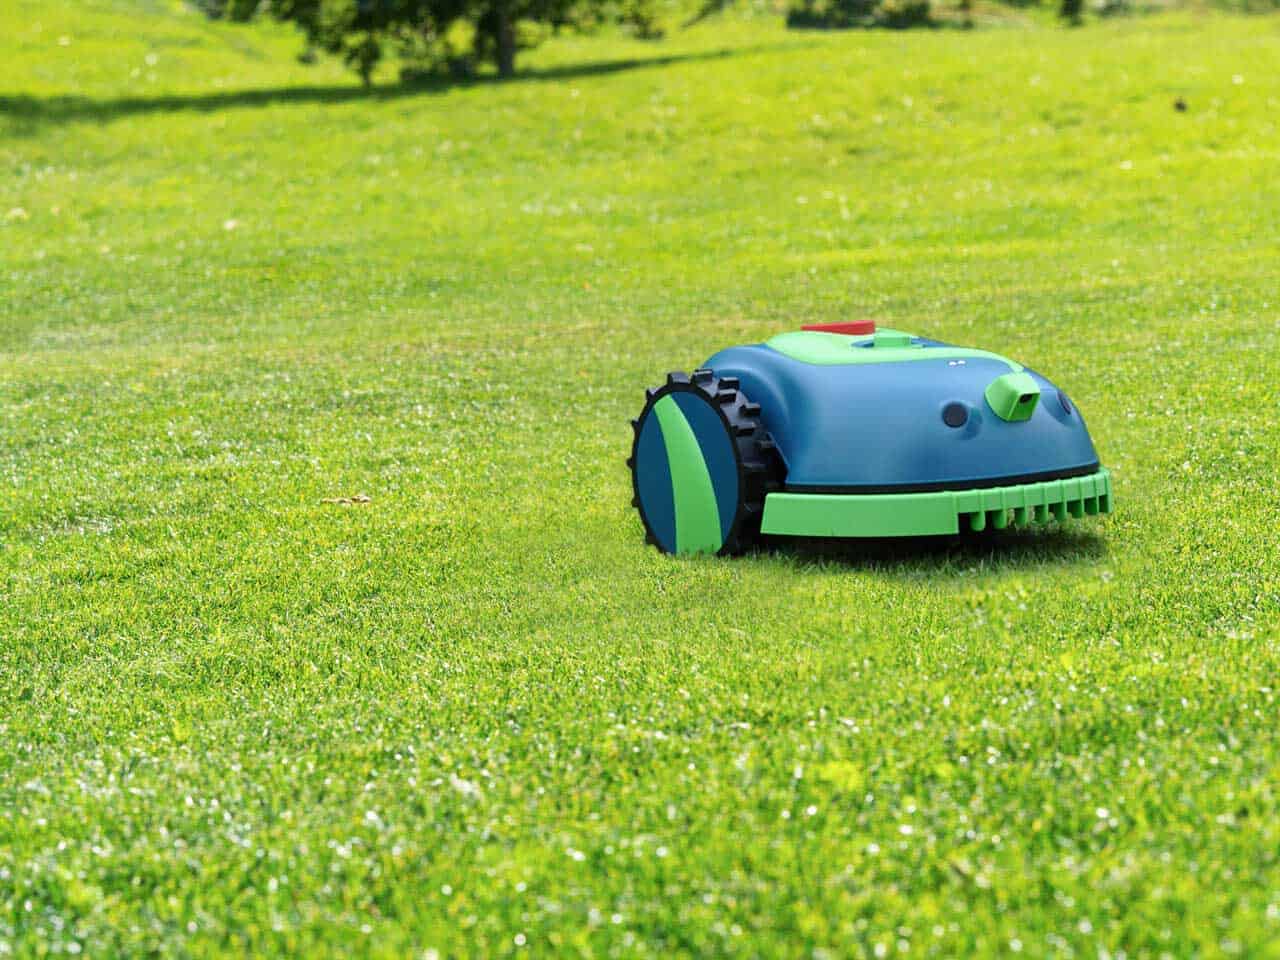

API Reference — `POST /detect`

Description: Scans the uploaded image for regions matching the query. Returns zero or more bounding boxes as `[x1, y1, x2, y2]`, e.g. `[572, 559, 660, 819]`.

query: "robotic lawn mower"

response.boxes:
[627, 320, 1112, 555]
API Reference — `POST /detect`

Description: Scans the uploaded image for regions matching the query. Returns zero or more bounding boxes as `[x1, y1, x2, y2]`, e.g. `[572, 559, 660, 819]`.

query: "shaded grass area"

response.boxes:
[3, 0, 1280, 955]
[0, 47, 760, 134]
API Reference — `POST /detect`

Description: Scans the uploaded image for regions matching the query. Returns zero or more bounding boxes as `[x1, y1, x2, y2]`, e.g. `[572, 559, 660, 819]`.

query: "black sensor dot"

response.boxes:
[942, 402, 968, 428]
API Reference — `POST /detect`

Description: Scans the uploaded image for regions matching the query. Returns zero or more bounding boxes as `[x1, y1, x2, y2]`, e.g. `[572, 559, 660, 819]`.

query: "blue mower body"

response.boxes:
[628, 323, 1113, 554]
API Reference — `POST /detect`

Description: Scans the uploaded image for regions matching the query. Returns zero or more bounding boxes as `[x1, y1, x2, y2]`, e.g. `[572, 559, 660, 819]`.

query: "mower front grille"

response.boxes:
[955, 469, 1113, 532]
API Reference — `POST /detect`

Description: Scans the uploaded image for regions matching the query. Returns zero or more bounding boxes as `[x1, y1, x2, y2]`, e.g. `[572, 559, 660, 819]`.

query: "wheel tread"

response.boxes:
[628, 368, 786, 556]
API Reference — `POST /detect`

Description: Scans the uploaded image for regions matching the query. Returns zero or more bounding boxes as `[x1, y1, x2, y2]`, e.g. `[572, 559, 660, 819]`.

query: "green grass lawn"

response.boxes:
[4, 0, 1280, 955]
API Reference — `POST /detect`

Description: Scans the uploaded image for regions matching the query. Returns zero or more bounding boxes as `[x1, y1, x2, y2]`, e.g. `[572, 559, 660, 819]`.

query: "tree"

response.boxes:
[785, 0, 931, 29]
[217, 0, 603, 83]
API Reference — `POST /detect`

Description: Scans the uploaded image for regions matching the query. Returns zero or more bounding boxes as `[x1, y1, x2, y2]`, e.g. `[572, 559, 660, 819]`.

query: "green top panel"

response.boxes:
[764, 329, 1022, 371]
[873, 329, 913, 348]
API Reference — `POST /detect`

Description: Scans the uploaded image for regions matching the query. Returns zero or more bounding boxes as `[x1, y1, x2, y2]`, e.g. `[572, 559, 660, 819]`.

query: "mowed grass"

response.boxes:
[3, 0, 1280, 955]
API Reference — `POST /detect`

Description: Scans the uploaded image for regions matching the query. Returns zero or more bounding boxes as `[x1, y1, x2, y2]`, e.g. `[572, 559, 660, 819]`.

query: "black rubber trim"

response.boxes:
[783, 461, 1102, 495]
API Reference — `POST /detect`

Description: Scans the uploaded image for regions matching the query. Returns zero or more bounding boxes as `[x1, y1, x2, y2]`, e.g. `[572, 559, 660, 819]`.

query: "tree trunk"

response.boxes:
[495, 4, 516, 78]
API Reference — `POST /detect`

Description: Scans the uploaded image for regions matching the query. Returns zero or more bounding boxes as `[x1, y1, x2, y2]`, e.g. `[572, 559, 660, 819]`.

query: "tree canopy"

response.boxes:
[212, 0, 630, 83]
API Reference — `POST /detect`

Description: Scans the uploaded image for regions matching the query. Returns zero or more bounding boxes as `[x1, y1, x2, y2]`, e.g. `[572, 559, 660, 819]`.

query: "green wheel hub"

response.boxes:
[628, 371, 781, 555]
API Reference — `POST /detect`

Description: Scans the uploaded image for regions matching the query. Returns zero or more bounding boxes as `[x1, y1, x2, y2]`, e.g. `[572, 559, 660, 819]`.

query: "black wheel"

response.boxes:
[626, 369, 783, 555]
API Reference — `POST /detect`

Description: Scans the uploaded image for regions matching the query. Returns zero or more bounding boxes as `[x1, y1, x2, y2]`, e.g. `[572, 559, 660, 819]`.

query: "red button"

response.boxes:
[801, 319, 877, 335]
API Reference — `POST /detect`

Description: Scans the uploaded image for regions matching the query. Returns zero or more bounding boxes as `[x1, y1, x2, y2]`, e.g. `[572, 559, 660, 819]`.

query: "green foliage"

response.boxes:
[397, 17, 480, 79]
[4, 2, 1280, 956]
[1204, 0, 1280, 9]
[786, 0, 931, 30]
[220, 0, 589, 80]
[621, 0, 668, 38]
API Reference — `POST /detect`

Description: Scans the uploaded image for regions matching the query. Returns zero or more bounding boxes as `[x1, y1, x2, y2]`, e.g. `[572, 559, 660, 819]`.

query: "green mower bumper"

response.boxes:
[760, 468, 1113, 539]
